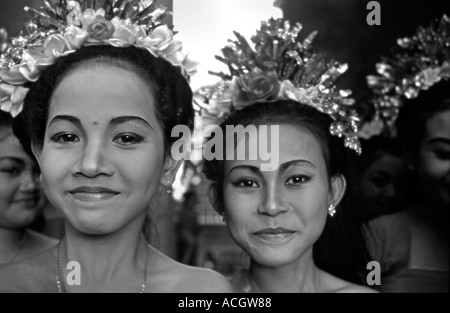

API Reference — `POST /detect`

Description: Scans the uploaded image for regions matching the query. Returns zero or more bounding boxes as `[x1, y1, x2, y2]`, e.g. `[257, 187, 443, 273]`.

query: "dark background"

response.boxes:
[279, 0, 449, 98]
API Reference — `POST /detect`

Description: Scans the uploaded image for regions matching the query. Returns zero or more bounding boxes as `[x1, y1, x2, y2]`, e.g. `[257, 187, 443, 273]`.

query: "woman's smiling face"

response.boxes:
[222, 124, 345, 268]
[34, 65, 168, 235]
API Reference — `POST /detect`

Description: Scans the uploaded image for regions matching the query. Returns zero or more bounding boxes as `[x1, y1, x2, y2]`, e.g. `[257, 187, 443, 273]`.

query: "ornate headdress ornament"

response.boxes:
[0, 0, 198, 117]
[0, 29, 7, 54]
[362, 14, 450, 139]
[194, 18, 362, 155]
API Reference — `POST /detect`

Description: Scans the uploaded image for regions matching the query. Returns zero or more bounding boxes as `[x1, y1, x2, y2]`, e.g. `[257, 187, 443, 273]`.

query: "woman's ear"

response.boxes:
[207, 182, 223, 215]
[160, 154, 183, 188]
[329, 174, 347, 208]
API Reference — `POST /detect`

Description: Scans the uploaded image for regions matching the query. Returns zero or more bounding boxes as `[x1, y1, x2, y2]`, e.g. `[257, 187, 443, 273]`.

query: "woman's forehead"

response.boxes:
[224, 124, 326, 171]
[0, 133, 31, 160]
[48, 66, 156, 124]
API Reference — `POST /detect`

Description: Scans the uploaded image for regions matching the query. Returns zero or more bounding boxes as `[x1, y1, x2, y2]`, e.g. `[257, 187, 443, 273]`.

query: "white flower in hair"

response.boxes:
[0, 0, 198, 118]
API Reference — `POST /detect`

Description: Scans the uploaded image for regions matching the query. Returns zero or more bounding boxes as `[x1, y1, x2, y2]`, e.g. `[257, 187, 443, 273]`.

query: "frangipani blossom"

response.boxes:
[0, 84, 29, 117]
[65, 25, 88, 50]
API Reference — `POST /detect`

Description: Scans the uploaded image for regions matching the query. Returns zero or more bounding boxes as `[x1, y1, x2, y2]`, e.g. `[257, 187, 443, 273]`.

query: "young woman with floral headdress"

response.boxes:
[197, 19, 376, 293]
[0, 0, 232, 293]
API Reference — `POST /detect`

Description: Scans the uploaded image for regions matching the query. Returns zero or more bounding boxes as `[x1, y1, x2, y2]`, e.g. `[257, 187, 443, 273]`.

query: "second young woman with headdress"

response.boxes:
[197, 19, 376, 293]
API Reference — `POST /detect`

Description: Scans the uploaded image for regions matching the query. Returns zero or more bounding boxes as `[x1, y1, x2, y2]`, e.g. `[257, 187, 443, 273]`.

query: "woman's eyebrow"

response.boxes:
[227, 165, 260, 176]
[0, 156, 25, 165]
[109, 116, 153, 130]
[280, 159, 317, 170]
[48, 115, 81, 128]
[48, 115, 153, 131]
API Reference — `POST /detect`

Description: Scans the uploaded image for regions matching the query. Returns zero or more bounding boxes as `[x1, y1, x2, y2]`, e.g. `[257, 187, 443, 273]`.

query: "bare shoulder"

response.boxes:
[321, 270, 378, 293]
[173, 265, 233, 293]
[0, 248, 56, 292]
[147, 246, 233, 293]
[336, 284, 379, 293]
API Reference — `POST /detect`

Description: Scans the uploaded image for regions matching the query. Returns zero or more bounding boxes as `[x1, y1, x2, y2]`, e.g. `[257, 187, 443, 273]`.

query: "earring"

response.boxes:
[221, 215, 227, 225]
[328, 204, 336, 217]
[166, 181, 172, 195]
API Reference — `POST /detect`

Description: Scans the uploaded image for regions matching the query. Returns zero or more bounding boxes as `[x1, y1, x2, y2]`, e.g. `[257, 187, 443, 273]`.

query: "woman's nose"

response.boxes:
[73, 141, 113, 178]
[19, 170, 40, 193]
[257, 185, 288, 217]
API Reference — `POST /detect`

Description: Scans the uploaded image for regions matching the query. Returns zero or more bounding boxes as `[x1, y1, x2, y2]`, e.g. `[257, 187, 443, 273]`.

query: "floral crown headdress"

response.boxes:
[0, 0, 198, 117]
[361, 14, 450, 139]
[194, 18, 362, 155]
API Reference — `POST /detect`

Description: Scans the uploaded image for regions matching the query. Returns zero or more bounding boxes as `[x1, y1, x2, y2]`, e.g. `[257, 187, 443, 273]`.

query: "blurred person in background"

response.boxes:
[356, 136, 410, 221]
[370, 80, 449, 293]
[0, 111, 57, 265]
[366, 16, 449, 292]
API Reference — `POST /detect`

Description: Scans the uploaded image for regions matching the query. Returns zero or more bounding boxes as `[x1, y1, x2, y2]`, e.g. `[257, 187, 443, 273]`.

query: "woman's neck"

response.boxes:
[59, 213, 149, 292]
[249, 249, 322, 293]
[412, 200, 448, 239]
[409, 201, 448, 270]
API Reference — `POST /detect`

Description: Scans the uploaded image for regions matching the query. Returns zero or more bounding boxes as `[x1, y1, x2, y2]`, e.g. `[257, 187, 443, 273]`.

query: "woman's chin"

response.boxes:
[253, 255, 296, 268]
[8, 212, 41, 229]
[249, 249, 302, 268]
[66, 217, 124, 236]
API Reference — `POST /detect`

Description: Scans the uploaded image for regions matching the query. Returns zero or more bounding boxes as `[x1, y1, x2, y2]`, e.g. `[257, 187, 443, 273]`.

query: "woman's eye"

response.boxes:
[286, 175, 310, 186]
[434, 150, 450, 160]
[369, 176, 390, 188]
[0, 167, 21, 176]
[232, 179, 260, 188]
[113, 134, 144, 145]
[51, 133, 79, 144]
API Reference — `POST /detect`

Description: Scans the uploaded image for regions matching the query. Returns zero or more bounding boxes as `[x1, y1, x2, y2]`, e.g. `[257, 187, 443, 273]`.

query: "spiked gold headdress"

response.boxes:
[195, 18, 362, 154]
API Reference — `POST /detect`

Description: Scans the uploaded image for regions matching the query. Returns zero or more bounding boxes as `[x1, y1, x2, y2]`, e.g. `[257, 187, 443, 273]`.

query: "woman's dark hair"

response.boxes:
[0, 110, 13, 141]
[13, 45, 194, 152]
[396, 80, 450, 162]
[203, 99, 372, 284]
[1, 109, 35, 161]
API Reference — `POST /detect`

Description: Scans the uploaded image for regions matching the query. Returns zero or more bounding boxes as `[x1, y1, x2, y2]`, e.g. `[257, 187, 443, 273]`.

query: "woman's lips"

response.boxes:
[68, 187, 120, 202]
[252, 227, 297, 241]
[70, 192, 119, 202]
[13, 197, 40, 205]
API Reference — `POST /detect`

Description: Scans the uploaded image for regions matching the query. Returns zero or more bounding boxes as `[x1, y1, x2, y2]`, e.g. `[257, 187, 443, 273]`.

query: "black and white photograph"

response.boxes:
[0, 0, 448, 299]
